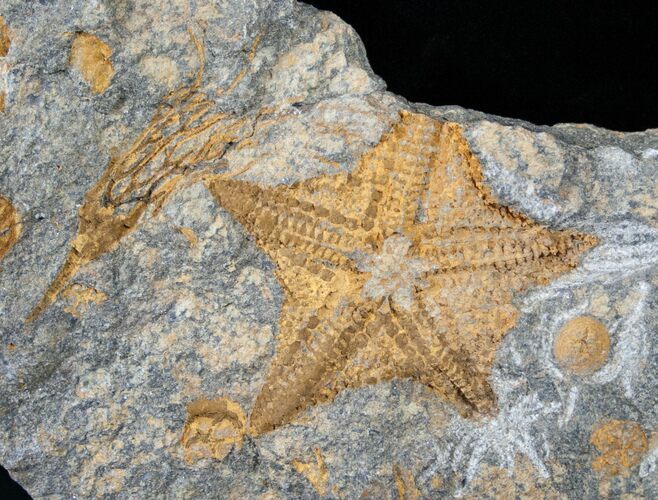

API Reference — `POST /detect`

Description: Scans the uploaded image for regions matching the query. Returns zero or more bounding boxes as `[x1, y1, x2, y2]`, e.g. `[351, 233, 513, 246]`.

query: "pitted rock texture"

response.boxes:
[0, 1, 656, 498]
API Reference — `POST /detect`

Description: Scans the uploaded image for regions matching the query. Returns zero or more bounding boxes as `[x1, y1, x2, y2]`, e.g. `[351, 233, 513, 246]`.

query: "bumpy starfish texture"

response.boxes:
[208, 111, 597, 435]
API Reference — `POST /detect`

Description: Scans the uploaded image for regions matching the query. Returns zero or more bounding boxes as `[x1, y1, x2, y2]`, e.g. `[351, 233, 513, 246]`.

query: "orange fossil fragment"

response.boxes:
[292, 448, 330, 496]
[590, 419, 648, 476]
[61, 283, 107, 318]
[69, 32, 114, 94]
[0, 16, 10, 57]
[0, 195, 21, 260]
[393, 464, 422, 500]
[180, 397, 246, 463]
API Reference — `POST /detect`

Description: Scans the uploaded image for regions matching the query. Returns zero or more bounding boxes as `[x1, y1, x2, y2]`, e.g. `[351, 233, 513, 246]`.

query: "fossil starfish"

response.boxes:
[208, 111, 597, 435]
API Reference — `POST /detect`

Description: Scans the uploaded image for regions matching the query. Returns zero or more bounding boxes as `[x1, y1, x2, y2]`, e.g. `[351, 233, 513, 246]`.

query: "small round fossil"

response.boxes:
[590, 419, 648, 476]
[553, 315, 610, 375]
[180, 397, 246, 463]
[0, 196, 21, 261]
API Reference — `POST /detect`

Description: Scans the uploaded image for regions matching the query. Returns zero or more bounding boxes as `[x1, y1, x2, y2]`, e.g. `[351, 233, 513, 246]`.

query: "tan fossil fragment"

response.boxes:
[292, 448, 330, 496]
[0, 16, 10, 57]
[590, 419, 648, 476]
[180, 397, 246, 463]
[554, 315, 610, 375]
[69, 32, 115, 94]
[0, 196, 21, 261]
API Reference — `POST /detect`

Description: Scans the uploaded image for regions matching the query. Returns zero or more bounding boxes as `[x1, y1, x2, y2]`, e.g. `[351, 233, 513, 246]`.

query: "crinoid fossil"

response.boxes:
[27, 31, 264, 322]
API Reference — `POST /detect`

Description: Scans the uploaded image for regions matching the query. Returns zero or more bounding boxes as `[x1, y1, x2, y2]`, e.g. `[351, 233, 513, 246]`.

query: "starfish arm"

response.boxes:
[414, 228, 592, 400]
[336, 309, 490, 417]
[368, 112, 438, 231]
[418, 121, 521, 233]
[208, 176, 377, 264]
[344, 112, 439, 237]
[390, 304, 497, 416]
[417, 268, 521, 378]
[410, 225, 596, 275]
[248, 299, 372, 435]
[331, 309, 407, 387]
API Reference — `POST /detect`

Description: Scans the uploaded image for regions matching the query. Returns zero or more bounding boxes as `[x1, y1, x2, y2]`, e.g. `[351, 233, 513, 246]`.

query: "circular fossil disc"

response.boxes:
[180, 397, 246, 463]
[553, 315, 610, 375]
[0, 195, 21, 260]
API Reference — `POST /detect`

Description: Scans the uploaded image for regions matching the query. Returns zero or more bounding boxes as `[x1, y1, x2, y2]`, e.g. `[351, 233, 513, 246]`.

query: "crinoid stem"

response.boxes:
[26, 249, 84, 323]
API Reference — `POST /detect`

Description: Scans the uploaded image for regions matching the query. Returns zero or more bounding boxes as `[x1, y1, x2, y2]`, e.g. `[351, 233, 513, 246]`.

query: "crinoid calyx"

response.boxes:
[27, 31, 264, 322]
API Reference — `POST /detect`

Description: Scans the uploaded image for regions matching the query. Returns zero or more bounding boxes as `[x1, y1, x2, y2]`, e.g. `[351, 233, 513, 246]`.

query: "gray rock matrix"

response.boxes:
[0, 0, 656, 498]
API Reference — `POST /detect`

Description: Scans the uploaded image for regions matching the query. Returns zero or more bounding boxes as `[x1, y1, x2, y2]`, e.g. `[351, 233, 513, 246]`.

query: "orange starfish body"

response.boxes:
[208, 111, 597, 434]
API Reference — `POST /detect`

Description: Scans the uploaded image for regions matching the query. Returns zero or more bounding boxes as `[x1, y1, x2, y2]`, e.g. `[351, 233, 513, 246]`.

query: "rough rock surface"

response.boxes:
[0, 1, 656, 498]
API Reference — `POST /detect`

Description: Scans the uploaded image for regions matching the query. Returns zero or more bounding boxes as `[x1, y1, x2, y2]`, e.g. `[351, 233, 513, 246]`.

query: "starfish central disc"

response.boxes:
[356, 234, 434, 311]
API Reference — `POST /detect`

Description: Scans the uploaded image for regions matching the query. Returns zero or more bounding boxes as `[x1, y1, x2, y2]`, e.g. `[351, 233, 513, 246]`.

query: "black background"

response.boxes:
[0, 464, 30, 499]
[304, 0, 658, 131]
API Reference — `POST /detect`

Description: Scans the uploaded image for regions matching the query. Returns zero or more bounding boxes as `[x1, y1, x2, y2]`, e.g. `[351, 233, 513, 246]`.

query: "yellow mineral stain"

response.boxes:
[0, 196, 21, 260]
[61, 283, 108, 318]
[430, 474, 443, 490]
[69, 32, 115, 94]
[393, 464, 421, 500]
[590, 419, 648, 477]
[180, 397, 246, 463]
[176, 226, 198, 248]
[554, 316, 610, 375]
[0, 16, 10, 57]
[292, 448, 330, 496]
